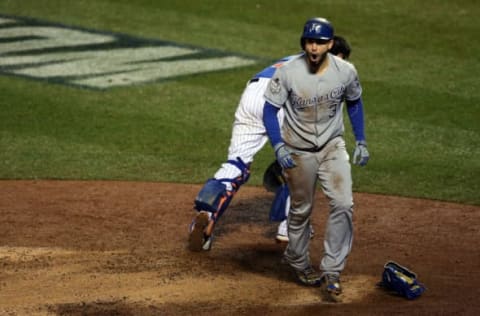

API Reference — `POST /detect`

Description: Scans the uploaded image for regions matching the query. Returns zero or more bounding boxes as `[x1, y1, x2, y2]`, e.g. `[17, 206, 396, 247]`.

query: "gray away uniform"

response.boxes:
[264, 53, 362, 275]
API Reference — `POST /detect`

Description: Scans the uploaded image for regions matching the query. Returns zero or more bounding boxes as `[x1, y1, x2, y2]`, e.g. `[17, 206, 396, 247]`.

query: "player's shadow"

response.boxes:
[209, 192, 296, 283]
[226, 242, 296, 284]
[213, 191, 276, 239]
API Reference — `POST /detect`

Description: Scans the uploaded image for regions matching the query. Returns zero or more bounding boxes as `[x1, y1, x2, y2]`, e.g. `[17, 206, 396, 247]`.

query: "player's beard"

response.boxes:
[306, 51, 328, 73]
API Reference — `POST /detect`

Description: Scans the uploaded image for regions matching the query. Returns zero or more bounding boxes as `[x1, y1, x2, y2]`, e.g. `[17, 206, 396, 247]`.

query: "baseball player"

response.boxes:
[274, 35, 351, 243]
[188, 36, 353, 252]
[262, 17, 369, 297]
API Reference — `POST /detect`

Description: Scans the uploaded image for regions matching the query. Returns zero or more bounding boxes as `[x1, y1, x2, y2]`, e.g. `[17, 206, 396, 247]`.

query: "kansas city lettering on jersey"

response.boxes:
[0, 15, 257, 90]
[291, 85, 345, 109]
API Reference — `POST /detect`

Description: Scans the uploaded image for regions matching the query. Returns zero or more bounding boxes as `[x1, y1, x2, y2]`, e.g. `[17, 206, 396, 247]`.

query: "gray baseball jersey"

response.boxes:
[264, 53, 361, 150]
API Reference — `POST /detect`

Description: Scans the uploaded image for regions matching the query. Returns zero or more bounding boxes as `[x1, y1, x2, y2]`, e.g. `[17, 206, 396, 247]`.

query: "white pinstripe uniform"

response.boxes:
[213, 55, 301, 188]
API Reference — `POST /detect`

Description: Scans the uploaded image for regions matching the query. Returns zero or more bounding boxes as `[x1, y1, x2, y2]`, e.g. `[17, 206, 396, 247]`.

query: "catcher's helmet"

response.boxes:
[300, 17, 334, 49]
[330, 35, 351, 59]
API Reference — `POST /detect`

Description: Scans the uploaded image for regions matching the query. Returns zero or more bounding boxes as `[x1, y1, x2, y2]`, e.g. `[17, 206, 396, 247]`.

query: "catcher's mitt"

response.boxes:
[378, 261, 426, 300]
[263, 160, 285, 193]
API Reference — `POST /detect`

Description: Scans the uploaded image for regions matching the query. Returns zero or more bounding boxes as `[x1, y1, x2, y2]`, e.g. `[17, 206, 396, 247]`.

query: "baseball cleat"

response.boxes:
[321, 274, 342, 302]
[202, 234, 213, 251]
[275, 222, 315, 243]
[293, 265, 322, 286]
[275, 220, 289, 243]
[188, 211, 212, 252]
[280, 257, 321, 286]
[275, 232, 289, 243]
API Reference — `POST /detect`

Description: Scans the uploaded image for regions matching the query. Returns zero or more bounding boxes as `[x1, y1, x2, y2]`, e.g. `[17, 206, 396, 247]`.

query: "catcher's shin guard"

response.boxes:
[194, 158, 250, 222]
[194, 178, 233, 219]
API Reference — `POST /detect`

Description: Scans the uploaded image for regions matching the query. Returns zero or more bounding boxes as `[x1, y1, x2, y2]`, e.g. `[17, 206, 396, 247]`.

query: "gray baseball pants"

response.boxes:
[282, 136, 354, 276]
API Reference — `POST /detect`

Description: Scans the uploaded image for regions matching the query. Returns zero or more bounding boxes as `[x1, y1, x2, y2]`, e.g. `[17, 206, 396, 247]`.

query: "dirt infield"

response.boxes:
[1, 180, 479, 315]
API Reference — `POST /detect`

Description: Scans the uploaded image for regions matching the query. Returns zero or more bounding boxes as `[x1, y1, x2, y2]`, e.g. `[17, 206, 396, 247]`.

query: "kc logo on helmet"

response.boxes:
[309, 23, 322, 34]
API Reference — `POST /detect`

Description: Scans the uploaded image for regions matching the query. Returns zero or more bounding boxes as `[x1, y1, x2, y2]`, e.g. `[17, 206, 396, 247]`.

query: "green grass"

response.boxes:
[0, 0, 479, 205]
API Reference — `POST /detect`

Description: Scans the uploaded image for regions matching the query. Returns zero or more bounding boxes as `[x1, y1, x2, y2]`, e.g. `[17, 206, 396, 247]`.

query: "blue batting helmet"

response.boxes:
[300, 17, 334, 49]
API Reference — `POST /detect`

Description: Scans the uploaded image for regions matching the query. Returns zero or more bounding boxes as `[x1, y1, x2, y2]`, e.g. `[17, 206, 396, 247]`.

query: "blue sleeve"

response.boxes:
[263, 102, 282, 147]
[346, 97, 366, 142]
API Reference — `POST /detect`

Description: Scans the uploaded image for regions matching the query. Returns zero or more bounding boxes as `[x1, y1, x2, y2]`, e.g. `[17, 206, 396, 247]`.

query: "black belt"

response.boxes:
[248, 78, 260, 84]
[290, 143, 327, 153]
[290, 136, 339, 153]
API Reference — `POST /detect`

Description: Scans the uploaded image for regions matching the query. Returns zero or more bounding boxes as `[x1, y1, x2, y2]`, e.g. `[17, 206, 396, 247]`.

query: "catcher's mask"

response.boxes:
[263, 160, 285, 192]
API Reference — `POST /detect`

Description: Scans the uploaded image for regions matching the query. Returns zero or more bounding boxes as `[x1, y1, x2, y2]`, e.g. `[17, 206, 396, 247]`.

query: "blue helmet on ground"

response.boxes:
[300, 17, 334, 49]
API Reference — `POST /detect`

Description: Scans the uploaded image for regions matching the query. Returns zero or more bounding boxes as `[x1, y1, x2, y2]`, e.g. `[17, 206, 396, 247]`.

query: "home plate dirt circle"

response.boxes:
[0, 180, 479, 315]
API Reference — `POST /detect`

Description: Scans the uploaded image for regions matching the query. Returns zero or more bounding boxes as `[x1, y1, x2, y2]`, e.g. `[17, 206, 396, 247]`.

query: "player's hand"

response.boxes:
[352, 140, 369, 166]
[274, 143, 296, 169]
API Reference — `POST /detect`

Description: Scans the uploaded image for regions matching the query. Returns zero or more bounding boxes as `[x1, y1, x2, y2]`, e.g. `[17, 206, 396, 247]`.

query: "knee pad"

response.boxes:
[194, 158, 250, 221]
[221, 157, 250, 190]
[194, 178, 229, 214]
